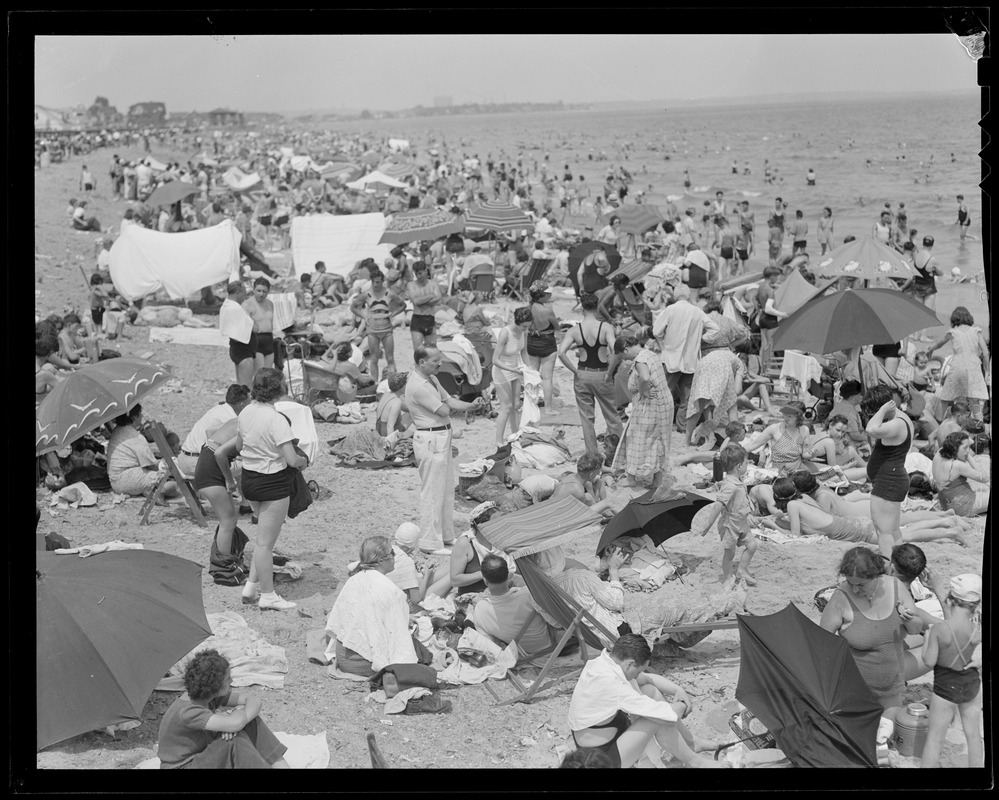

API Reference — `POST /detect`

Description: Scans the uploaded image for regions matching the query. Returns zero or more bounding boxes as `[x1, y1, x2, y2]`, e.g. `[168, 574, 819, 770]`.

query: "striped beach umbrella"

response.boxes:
[378, 161, 417, 181]
[463, 200, 533, 233]
[600, 204, 666, 235]
[379, 207, 465, 245]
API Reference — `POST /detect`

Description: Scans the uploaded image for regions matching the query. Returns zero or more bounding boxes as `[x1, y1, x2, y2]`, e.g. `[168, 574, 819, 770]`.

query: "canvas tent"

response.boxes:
[290, 213, 393, 278]
[346, 171, 409, 192]
[388, 138, 411, 152]
[222, 166, 262, 193]
[109, 220, 242, 301]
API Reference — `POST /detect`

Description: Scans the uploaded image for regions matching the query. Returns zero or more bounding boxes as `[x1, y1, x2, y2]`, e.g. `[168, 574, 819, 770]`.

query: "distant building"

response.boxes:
[433, 95, 453, 108]
[128, 101, 167, 127]
[34, 105, 67, 131]
[208, 108, 245, 127]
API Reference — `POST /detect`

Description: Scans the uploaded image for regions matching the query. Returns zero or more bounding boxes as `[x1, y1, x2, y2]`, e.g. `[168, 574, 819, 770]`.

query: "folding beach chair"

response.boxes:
[139, 421, 208, 528]
[474, 497, 615, 706]
[507, 258, 553, 303]
[467, 262, 497, 302]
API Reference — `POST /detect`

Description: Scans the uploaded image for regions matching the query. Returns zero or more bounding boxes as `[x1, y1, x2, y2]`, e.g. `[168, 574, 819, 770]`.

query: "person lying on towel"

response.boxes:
[324, 535, 433, 677]
[157, 649, 290, 769]
[567, 634, 728, 769]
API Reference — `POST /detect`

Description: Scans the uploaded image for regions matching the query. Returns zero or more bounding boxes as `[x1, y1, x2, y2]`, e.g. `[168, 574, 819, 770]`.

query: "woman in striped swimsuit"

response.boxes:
[351, 269, 404, 384]
[742, 402, 809, 476]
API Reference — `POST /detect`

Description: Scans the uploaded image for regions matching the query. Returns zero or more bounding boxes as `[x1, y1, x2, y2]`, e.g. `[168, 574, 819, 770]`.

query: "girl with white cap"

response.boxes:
[920, 573, 983, 768]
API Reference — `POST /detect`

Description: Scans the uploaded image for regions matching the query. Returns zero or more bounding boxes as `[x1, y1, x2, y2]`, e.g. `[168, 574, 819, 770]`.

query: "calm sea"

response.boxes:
[329, 93, 987, 324]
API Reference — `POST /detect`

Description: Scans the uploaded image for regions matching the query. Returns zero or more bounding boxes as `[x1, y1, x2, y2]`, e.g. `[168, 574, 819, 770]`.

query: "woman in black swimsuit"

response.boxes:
[525, 281, 560, 415]
[863, 385, 915, 557]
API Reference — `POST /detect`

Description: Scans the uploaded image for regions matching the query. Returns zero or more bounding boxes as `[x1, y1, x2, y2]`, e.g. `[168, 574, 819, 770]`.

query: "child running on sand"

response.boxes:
[692, 444, 758, 586]
[920, 573, 983, 768]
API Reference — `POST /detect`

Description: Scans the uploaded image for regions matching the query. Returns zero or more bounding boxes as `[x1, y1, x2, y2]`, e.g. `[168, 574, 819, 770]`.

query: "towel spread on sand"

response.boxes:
[134, 731, 330, 769]
[157, 611, 288, 690]
[149, 326, 229, 346]
[55, 540, 144, 557]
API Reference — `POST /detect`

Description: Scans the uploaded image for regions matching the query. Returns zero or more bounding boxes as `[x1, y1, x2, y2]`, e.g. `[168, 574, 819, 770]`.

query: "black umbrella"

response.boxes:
[567, 241, 622, 296]
[736, 604, 882, 768]
[597, 489, 712, 553]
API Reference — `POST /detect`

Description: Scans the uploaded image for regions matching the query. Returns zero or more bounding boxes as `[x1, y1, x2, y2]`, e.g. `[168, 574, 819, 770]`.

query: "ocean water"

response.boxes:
[328, 93, 987, 323]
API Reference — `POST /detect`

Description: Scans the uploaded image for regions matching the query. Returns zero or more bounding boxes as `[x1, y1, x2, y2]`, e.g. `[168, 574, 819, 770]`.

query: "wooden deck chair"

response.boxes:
[139, 421, 208, 528]
[508, 258, 553, 303]
[481, 556, 620, 707]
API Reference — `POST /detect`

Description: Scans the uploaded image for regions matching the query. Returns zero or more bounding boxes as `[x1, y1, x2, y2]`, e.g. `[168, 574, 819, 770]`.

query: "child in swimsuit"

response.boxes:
[920, 573, 983, 768]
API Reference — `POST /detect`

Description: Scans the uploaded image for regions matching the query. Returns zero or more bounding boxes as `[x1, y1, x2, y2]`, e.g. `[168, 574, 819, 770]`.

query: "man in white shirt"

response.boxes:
[468, 555, 550, 655]
[176, 384, 251, 477]
[567, 634, 725, 769]
[405, 347, 488, 553]
[652, 284, 720, 430]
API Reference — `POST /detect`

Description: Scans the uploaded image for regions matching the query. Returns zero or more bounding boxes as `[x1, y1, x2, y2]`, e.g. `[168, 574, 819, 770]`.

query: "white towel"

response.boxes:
[270, 292, 298, 333]
[780, 350, 823, 395]
[219, 299, 254, 344]
[520, 366, 543, 427]
[149, 326, 229, 347]
[54, 541, 144, 558]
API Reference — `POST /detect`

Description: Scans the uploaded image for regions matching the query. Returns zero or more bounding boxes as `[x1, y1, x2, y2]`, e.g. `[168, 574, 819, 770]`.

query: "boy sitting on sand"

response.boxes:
[692, 444, 758, 586]
[550, 452, 616, 517]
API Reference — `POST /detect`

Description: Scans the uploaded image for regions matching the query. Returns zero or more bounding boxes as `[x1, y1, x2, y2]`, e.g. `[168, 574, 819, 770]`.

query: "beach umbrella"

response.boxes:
[378, 161, 417, 181]
[145, 181, 199, 208]
[615, 257, 656, 284]
[568, 241, 623, 296]
[379, 207, 465, 245]
[717, 266, 767, 293]
[771, 287, 941, 355]
[813, 236, 916, 282]
[774, 269, 837, 316]
[35, 358, 175, 455]
[736, 604, 882, 767]
[600, 204, 666, 235]
[321, 162, 363, 183]
[36, 549, 212, 751]
[597, 490, 713, 553]
[346, 171, 409, 191]
[360, 151, 383, 166]
[463, 200, 533, 234]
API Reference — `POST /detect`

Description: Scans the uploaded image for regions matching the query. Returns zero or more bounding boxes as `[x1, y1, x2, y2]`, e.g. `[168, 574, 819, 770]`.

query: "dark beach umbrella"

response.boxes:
[36, 549, 212, 751]
[597, 489, 712, 553]
[145, 180, 199, 208]
[771, 287, 941, 355]
[567, 241, 622, 296]
[736, 604, 882, 768]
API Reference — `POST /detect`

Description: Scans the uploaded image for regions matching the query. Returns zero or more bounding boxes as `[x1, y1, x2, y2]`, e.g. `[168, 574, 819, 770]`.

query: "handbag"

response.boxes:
[209, 525, 250, 586]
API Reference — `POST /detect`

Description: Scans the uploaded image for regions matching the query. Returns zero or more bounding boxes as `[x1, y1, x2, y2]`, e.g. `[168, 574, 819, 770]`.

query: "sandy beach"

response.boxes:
[34, 142, 985, 772]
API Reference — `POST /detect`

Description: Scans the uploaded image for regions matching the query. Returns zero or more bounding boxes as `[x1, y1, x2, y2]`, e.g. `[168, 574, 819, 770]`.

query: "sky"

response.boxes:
[34, 34, 980, 114]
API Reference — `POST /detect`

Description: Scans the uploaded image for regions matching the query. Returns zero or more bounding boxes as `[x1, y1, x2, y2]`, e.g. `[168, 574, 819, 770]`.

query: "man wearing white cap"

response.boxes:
[920, 572, 983, 768]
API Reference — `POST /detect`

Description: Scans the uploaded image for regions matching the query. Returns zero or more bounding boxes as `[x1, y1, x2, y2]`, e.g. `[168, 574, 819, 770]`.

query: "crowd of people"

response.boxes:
[35, 121, 988, 770]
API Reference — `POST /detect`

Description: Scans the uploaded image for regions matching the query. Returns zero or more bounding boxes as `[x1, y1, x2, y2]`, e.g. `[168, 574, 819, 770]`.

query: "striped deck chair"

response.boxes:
[475, 497, 617, 706]
[508, 257, 553, 303]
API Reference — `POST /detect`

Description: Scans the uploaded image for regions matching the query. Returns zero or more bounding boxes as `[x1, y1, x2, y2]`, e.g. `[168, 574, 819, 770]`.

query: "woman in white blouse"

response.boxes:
[236, 369, 309, 611]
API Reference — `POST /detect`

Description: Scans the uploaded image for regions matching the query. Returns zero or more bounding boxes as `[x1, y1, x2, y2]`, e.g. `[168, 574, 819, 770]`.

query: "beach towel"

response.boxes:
[275, 400, 320, 466]
[753, 528, 825, 545]
[270, 292, 298, 333]
[54, 540, 143, 557]
[109, 221, 241, 302]
[156, 611, 288, 690]
[148, 326, 229, 347]
[134, 731, 330, 769]
[290, 213, 393, 278]
[438, 336, 482, 385]
[520, 367, 543, 427]
[50, 482, 98, 509]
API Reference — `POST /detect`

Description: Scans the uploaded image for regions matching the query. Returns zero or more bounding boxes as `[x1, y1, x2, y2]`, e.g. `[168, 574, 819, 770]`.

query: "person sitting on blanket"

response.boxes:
[384, 522, 441, 606]
[324, 535, 433, 677]
[550, 452, 616, 517]
[568, 634, 728, 769]
[374, 372, 414, 440]
[465, 554, 552, 656]
[156, 648, 290, 769]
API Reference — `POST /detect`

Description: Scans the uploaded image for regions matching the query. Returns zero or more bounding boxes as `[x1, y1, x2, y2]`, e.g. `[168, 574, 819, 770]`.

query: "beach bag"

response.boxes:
[209, 525, 250, 586]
